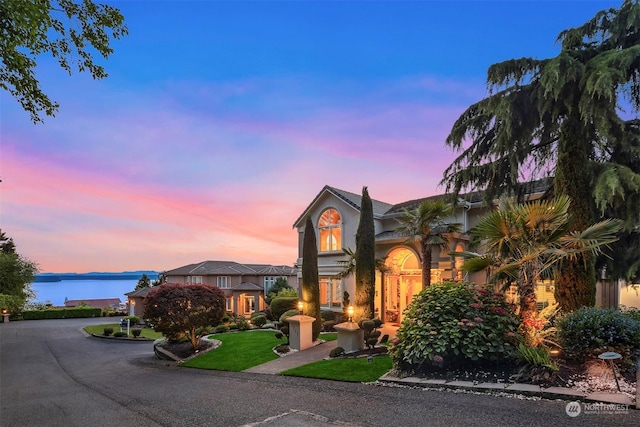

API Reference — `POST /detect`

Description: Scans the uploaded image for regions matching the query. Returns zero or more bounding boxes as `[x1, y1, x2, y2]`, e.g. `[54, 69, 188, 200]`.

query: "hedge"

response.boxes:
[22, 307, 102, 320]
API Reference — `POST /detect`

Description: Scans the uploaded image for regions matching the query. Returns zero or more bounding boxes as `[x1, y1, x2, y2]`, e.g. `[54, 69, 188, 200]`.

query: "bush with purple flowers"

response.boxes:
[390, 281, 520, 371]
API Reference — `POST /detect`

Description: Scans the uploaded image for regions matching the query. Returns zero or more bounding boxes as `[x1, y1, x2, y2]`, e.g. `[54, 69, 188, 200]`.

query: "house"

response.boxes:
[64, 298, 122, 310]
[160, 261, 298, 316]
[293, 184, 563, 324]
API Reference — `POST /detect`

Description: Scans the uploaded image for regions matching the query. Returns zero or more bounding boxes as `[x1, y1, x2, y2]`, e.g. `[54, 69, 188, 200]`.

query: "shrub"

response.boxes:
[228, 323, 238, 330]
[113, 331, 127, 337]
[123, 315, 140, 325]
[622, 306, 640, 323]
[390, 281, 520, 371]
[321, 310, 336, 321]
[214, 324, 229, 334]
[330, 346, 345, 358]
[269, 296, 298, 322]
[512, 343, 558, 384]
[322, 320, 336, 331]
[279, 309, 300, 323]
[252, 314, 268, 328]
[358, 318, 381, 349]
[236, 316, 251, 331]
[22, 307, 102, 320]
[131, 328, 142, 338]
[103, 327, 114, 336]
[557, 307, 640, 361]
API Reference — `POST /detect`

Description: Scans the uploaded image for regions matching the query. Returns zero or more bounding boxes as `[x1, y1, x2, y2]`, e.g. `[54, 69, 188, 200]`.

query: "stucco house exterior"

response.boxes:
[293, 183, 579, 324]
[162, 261, 298, 316]
[125, 261, 298, 318]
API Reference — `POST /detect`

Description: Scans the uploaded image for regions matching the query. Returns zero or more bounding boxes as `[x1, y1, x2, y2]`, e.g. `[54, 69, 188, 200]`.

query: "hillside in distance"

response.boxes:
[34, 271, 159, 282]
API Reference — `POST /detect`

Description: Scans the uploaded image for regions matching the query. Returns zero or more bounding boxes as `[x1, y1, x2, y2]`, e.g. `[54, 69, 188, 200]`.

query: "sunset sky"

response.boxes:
[1, 1, 620, 273]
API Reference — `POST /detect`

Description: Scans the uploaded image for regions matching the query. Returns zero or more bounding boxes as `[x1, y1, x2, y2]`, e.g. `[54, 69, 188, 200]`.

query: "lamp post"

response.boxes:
[297, 300, 304, 316]
[347, 305, 354, 323]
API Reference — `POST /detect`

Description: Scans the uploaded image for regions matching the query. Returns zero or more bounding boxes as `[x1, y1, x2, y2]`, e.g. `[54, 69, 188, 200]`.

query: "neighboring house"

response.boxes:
[65, 298, 122, 310]
[124, 287, 152, 317]
[293, 183, 570, 324]
[161, 261, 298, 317]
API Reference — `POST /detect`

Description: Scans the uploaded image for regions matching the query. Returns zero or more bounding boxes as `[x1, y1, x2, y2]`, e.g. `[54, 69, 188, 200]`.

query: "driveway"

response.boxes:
[1, 318, 637, 427]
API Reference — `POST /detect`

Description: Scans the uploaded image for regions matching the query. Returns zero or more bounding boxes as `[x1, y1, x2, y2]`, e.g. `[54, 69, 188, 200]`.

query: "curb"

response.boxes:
[89, 333, 154, 343]
[377, 373, 637, 408]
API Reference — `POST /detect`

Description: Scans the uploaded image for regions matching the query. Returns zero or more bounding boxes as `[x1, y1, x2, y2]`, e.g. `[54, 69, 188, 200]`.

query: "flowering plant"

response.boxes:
[390, 281, 521, 371]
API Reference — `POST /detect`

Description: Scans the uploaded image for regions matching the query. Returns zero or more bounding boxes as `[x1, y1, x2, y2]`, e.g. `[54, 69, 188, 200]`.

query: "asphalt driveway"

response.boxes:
[1, 318, 637, 427]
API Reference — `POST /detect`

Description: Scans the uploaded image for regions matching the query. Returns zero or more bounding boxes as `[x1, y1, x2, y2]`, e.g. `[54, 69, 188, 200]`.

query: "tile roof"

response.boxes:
[125, 287, 154, 297]
[164, 261, 296, 276]
[231, 282, 263, 291]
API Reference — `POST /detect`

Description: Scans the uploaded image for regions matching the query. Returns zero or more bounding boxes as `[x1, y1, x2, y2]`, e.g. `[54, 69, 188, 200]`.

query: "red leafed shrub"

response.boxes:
[144, 283, 226, 350]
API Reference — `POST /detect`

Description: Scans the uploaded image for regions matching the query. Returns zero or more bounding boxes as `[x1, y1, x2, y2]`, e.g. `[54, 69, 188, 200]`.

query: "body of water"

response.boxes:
[30, 279, 139, 306]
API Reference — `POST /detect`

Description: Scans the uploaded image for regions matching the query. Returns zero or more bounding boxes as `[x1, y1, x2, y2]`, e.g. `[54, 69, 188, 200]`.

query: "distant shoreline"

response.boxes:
[34, 271, 159, 283]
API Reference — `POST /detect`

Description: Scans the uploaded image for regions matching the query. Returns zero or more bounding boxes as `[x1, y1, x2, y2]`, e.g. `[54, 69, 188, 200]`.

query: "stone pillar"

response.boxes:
[335, 322, 364, 353]
[286, 315, 315, 351]
[2, 313, 9, 323]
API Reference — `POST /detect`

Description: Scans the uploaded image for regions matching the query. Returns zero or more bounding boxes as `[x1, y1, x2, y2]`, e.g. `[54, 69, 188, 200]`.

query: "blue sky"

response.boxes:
[0, 0, 621, 272]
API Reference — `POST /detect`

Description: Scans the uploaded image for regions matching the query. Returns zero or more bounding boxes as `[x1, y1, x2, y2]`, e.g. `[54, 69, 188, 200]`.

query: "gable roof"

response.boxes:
[164, 261, 296, 277]
[125, 287, 154, 297]
[292, 185, 394, 228]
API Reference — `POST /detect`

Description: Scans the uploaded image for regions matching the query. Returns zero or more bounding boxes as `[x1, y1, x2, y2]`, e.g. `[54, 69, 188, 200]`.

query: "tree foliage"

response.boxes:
[396, 199, 461, 288]
[301, 216, 321, 340]
[354, 187, 376, 321]
[135, 273, 151, 290]
[143, 283, 226, 350]
[265, 277, 293, 305]
[442, 0, 640, 307]
[0, 231, 38, 311]
[0, 0, 128, 122]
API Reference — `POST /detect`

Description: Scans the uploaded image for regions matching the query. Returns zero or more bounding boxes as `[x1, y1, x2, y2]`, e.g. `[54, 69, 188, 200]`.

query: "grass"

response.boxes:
[280, 354, 392, 382]
[84, 323, 163, 339]
[181, 330, 281, 371]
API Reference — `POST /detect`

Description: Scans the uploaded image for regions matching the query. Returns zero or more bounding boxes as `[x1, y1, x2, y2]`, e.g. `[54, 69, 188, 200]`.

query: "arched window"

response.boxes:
[318, 208, 341, 252]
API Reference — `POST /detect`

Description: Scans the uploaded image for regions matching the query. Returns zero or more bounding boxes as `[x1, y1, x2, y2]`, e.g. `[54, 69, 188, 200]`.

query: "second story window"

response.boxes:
[217, 276, 230, 289]
[318, 208, 341, 252]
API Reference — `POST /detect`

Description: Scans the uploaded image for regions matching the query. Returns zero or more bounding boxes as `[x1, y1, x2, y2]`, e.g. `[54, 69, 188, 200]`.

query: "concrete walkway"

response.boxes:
[244, 340, 339, 374]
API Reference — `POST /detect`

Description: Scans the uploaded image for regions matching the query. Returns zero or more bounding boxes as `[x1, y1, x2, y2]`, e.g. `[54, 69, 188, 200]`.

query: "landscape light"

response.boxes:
[297, 301, 303, 315]
[347, 305, 354, 322]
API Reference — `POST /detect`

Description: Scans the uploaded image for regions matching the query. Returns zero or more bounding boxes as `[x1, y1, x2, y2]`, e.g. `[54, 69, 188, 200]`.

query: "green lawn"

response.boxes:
[182, 331, 340, 371]
[181, 330, 281, 371]
[83, 323, 163, 339]
[280, 354, 392, 382]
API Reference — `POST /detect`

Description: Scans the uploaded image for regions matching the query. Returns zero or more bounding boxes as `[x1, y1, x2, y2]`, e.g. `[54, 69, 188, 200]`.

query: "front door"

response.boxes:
[243, 295, 255, 315]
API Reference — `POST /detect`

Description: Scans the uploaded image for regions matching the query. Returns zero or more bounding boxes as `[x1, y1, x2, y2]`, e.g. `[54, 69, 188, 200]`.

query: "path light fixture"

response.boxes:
[347, 305, 354, 323]
[297, 300, 304, 315]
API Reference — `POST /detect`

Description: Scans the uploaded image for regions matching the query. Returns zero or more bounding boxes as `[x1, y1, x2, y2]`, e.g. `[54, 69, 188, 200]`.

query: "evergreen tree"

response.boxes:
[442, 0, 640, 311]
[135, 274, 151, 290]
[354, 186, 376, 321]
[302, 216, 321, 340]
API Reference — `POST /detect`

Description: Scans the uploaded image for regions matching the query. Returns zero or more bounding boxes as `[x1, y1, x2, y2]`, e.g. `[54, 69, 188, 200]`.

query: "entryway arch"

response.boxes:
[382, 247, 421, 324]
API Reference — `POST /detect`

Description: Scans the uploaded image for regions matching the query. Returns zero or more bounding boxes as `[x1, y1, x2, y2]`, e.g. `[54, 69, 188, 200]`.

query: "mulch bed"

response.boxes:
[160, 340, 214, 360]
[403, 356, 636, 388]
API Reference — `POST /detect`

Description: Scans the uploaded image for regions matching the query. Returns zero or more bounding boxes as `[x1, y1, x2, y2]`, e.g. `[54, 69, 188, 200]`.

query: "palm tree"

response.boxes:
[442, 1, 640, 311]
[395, 199, 461, 288]
[461, 196, 621, 342]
